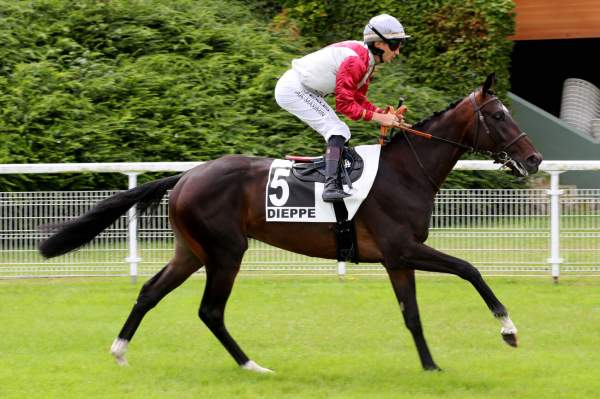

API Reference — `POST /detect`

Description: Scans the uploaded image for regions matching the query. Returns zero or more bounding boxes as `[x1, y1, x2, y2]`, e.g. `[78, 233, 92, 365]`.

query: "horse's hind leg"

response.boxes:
[385, 268, 440, 371]
[110, 241, 200, 365]
[199, 255, 273, 373]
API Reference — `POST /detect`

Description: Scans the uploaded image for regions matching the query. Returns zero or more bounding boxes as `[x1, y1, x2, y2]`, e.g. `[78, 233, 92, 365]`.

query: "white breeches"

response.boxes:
[275, 69, 351, 142]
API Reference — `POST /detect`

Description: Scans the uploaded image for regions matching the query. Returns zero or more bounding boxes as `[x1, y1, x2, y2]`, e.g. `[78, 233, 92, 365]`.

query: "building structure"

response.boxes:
[508, 0, 600, 187]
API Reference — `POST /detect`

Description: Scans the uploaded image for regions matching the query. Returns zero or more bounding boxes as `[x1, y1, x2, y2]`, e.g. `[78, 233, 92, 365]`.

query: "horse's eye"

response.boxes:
[493, 112, 504, 121]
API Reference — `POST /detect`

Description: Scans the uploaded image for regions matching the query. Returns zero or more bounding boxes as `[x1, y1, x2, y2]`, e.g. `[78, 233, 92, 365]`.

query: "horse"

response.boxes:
[39, 73, 542, 372]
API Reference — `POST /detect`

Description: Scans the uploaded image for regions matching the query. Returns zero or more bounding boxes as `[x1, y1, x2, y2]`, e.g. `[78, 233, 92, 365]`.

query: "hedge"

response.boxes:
[0, 0, 523, 190]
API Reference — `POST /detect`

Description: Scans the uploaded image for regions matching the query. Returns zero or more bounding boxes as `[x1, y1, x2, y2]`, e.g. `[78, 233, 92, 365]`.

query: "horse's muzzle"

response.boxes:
[524, 152, 542, 174]
[510, 152, 542, 177]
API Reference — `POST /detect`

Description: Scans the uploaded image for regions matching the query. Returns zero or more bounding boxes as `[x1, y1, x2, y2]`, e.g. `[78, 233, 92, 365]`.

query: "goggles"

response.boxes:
[368, 24, 406, 51]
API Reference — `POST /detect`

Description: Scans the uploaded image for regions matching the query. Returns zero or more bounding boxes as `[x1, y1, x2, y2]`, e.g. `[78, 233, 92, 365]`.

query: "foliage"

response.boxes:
[0, 0, 524, 190]
[0, 0, 315, 190]
[275, 0, 516, 98]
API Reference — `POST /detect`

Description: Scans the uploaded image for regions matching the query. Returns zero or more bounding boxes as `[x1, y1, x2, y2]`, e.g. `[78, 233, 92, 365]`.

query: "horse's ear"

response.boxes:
[482, 73, 496, 96]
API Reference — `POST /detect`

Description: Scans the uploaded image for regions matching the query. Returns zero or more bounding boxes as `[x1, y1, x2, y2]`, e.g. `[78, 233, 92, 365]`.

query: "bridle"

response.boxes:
[395, 91, 530, 191]
[468, 92, 528, 163]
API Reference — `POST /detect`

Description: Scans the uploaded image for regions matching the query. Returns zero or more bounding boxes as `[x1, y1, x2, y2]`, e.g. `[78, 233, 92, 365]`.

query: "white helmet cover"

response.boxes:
[363, 14, 410, 43]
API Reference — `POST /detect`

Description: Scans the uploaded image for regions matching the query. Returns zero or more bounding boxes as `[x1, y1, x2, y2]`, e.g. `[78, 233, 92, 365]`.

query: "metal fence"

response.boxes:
[1, 185, 598, 279]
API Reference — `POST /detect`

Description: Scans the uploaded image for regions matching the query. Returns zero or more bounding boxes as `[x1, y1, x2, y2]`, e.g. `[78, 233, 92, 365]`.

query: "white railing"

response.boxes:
[1, 161, 599, 281]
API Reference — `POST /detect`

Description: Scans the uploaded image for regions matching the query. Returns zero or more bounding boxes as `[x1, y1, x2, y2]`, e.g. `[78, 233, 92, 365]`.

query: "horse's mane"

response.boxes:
[408, 88, 495, 131]
[411, 98, 463, 130]
[388, 87, 497, 144]
[388, 98, 462, 145]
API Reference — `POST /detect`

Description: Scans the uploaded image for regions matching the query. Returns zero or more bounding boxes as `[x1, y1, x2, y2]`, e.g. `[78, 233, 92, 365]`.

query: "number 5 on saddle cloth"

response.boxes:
[265, 144, 381, 263]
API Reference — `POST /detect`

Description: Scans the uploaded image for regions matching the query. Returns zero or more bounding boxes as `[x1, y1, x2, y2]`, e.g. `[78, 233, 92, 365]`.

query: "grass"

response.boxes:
[1, 276, 600, 398]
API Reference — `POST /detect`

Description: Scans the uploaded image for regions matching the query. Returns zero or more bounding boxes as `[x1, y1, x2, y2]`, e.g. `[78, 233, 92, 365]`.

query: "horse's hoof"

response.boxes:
[502, 333, 518, 347]
[110, 338, 129, 366]
[424, 364, 443, 372]
[113, 354, 129, 366]
[241, 360, 274, 373]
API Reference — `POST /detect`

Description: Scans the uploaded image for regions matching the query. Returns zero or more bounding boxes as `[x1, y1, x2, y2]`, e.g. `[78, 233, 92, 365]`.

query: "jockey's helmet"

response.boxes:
[363, 14, 410, 49]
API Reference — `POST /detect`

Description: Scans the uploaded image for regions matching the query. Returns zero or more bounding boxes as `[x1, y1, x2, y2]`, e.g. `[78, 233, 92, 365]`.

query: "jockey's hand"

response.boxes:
[395, 111, 405, 124]
[373, 112, 402, 128]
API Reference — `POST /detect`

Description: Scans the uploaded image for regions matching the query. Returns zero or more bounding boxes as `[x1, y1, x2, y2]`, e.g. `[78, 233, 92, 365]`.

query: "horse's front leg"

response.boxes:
[399, 242, 518, 347]
[384, 267, 441, 371]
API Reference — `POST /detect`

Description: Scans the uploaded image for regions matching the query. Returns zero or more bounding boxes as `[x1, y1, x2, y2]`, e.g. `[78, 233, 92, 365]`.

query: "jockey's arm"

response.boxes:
[335, 57, 402, 128]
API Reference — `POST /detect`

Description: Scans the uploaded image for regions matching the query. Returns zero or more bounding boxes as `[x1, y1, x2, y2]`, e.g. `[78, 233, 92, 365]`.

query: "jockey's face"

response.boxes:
[374, 41, 401, 64]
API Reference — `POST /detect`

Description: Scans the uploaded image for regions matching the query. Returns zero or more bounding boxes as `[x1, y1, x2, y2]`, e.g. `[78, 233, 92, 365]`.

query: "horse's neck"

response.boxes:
[384, 103, 472, 195]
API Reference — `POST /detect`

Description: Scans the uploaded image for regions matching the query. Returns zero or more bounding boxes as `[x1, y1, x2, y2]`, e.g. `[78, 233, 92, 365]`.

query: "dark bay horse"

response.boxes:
[39, 74, 542, 372]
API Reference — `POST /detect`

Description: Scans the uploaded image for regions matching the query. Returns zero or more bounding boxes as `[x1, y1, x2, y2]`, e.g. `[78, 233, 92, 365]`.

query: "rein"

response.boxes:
[386, 92, 529, 191]
[397, 124, 491, 156]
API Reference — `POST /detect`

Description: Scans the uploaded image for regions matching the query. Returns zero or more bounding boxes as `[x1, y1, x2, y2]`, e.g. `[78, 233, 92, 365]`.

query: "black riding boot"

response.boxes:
[322, 135, 350, 203]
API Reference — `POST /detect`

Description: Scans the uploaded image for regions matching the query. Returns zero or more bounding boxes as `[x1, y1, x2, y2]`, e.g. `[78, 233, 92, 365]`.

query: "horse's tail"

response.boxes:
[38, 173, 184, 258]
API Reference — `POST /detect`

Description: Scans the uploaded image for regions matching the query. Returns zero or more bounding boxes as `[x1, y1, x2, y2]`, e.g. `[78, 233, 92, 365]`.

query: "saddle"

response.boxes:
[285, 146, 363, 263]
[285, 146, 364, 187]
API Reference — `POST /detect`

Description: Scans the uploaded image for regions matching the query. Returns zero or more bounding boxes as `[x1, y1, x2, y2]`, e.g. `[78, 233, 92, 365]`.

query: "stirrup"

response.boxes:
[322, 190, 351, 203]
[322, 183, 351, 202]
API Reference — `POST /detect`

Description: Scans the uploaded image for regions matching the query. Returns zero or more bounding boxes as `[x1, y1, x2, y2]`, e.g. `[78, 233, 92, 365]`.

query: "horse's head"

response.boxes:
[466, 73, 542, 176]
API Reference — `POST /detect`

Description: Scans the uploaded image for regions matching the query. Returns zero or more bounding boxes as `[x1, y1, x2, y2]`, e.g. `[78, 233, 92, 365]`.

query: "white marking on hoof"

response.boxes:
[110, 338, 129, 366]
[498, 316, 518, 335]
[241, 360, 273, 373]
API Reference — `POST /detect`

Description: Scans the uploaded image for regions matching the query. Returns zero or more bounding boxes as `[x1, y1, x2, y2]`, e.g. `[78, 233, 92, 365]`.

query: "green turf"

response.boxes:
[1, 276, 599, 398]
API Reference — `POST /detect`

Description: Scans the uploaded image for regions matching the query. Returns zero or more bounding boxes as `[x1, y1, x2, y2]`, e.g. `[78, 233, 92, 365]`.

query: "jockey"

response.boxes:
[275, 14, 409, 202]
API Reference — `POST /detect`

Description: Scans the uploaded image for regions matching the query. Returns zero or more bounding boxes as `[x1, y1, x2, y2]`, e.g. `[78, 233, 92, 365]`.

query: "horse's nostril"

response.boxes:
[526, 153, 542, 166]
